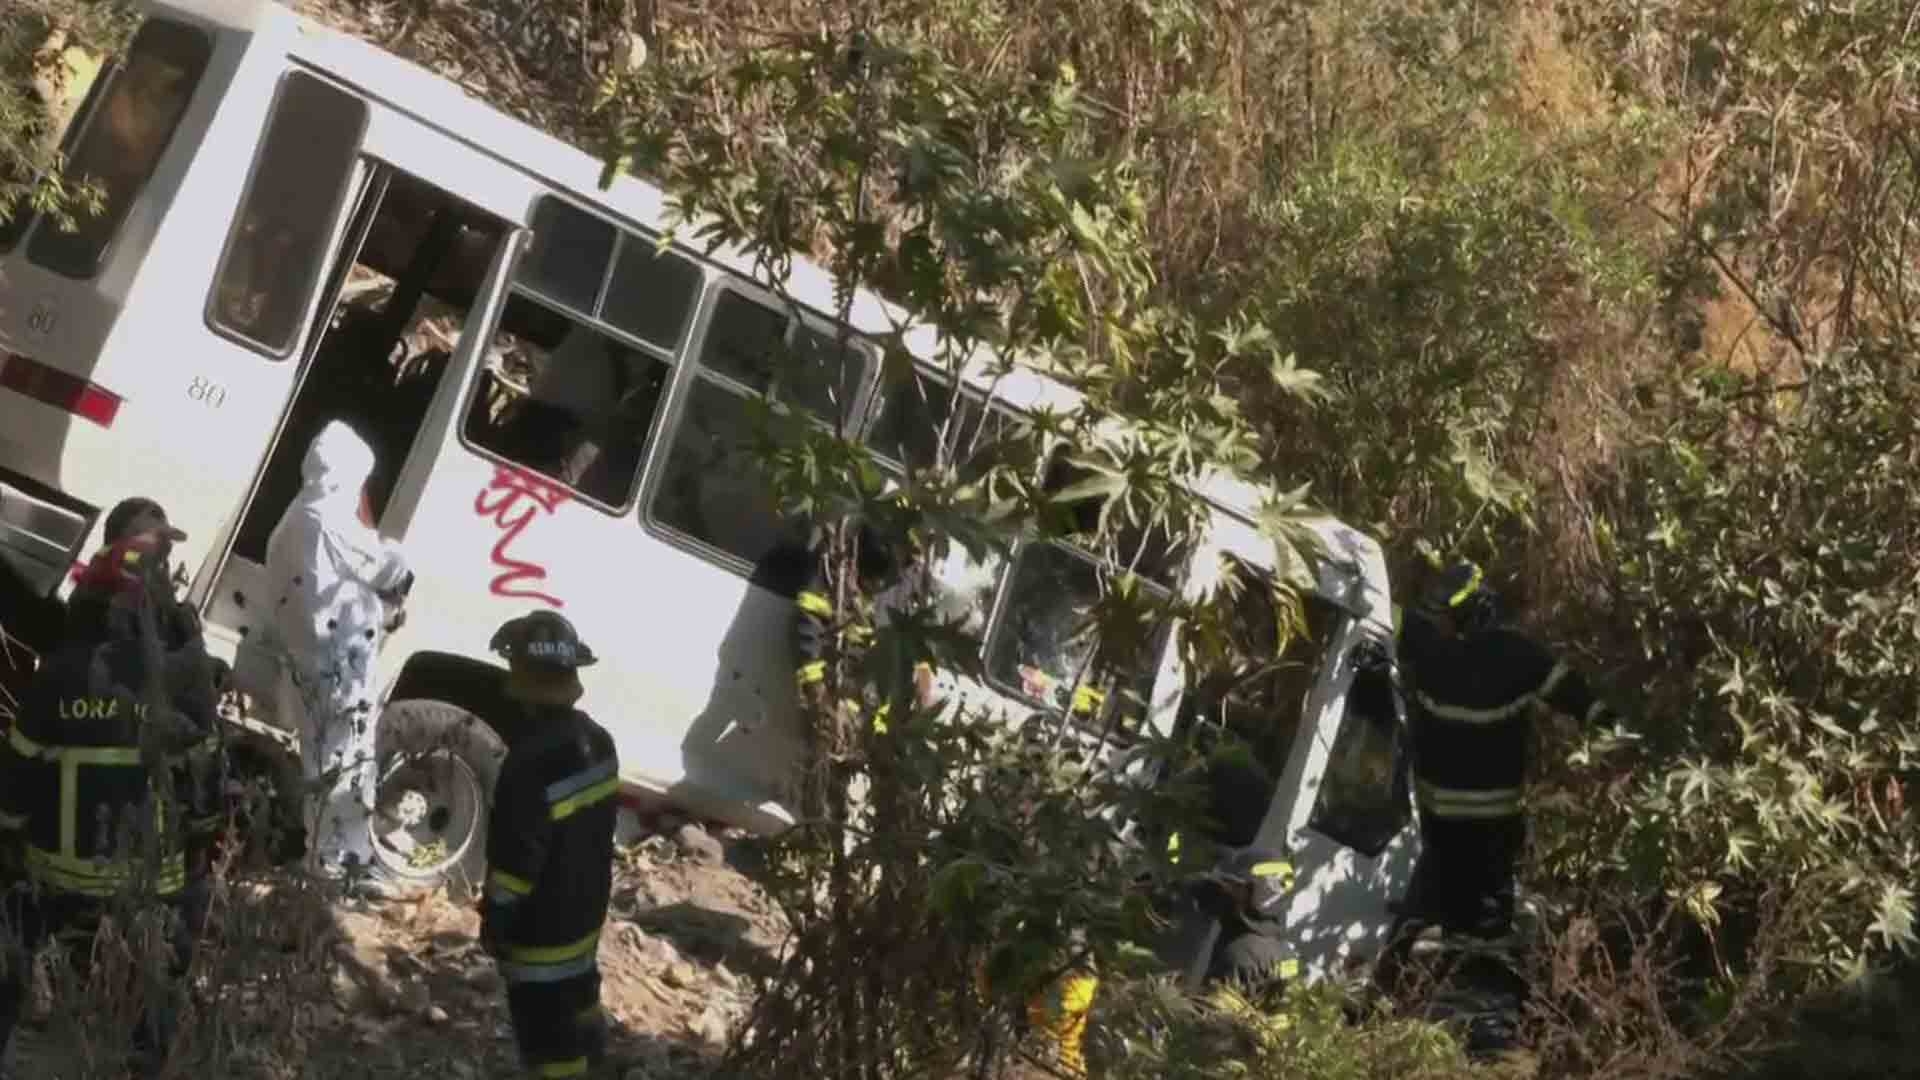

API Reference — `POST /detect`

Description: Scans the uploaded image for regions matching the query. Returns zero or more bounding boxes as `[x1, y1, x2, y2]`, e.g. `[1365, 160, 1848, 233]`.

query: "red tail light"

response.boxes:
[0, 352, 121, 428]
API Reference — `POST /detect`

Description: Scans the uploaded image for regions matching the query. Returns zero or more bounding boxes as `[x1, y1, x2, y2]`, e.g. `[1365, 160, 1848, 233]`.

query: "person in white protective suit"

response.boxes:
[264, 420, 414, 885]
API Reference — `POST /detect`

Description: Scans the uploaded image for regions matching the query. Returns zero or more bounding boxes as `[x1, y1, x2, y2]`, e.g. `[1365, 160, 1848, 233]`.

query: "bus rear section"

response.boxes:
[0, 1, 346, 644]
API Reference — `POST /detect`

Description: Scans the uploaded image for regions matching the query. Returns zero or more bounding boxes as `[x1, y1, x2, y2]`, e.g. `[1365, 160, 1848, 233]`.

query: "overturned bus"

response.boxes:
[0, 0, 1418, 980]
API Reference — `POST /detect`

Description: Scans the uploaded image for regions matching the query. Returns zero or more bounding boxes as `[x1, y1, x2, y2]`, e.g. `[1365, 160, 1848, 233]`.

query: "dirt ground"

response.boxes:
[9, 820, 787, 1079]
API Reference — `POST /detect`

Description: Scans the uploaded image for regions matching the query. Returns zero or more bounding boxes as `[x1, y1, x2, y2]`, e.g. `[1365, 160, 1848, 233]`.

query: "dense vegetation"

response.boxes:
[8, 0, 1920, 1076]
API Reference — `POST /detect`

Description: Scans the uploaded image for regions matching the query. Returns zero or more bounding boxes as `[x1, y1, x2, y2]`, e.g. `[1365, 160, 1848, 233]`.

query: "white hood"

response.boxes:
[264, 421, 410, 669]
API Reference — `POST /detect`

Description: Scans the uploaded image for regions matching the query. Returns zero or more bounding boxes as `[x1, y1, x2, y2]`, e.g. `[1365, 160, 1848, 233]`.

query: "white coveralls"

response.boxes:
[264, 421, 412, 876]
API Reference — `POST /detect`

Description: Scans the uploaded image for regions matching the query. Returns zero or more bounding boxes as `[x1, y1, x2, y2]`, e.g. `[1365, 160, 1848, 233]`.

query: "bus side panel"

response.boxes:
[390, 430, 811, 828]
[0, 14, 312, 600]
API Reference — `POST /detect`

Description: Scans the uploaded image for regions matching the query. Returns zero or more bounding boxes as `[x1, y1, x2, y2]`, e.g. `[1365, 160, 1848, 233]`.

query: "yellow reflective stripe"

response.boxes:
[9, 726, 42, 758]
[59, 758, 76, 860]
[796, 661, 827, 686]
[1417, 781, 1524, 818]
[1071, 685, 1105, 715]
[10, 726, 142, 765]
[872, 704, 889, 735]
[1279, 957, 1300, 980]
[534, 1059, 589, 1077]
[505, 930, 600, 965]
[550, 778, 618, 822]
[1058, 973, 1099, 1013]
[545, 760, 617, 804]
[1536, 662, 1569, 700]
[1414, 689, 1532, 725]
[1249, 860, 1293, 880]
[1416, 782, 1523, 804]
[489, 868, 534, 896]
[1448, 563, 1484, 607]
[1424, 802, 1522, 820]
[27, 847, 185, 897]
[1166, 831, 1181, 864]
[846, 624, 874, 645]
[797, 591, 834, 618]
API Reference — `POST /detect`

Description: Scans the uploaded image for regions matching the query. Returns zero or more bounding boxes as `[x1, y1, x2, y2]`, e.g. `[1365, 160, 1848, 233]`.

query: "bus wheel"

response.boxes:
[368, 698, 506, 900]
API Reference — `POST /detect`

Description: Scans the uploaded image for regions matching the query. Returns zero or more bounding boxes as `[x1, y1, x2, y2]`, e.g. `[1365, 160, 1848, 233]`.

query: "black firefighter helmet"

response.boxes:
[490, 610, 598, 672]
[1416, 558, 1499, 631]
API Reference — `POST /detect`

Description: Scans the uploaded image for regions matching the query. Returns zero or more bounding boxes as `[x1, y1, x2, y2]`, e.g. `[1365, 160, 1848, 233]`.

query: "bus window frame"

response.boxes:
[638, 275, 881, 581]
[455, 282, 696, 519]
[452, 190, 711, 518]
[510, 194, 706, 355]
[201, 67, 373, 361]
[23, 16, 215, 281]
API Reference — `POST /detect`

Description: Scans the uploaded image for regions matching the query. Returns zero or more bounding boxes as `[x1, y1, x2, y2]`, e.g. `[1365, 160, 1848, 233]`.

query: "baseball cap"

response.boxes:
[102, 497, 187, 545]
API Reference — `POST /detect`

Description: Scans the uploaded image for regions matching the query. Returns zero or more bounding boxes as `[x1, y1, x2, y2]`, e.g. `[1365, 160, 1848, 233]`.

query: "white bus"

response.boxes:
[0, 0, 1417, 977]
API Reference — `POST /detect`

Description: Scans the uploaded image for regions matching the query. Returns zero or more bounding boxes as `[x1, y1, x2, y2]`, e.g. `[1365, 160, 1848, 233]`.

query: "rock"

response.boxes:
[661, 960, 698, 989]
[691, 1005, 730, 1046]
[673, 822, 724, 866]
[427, 1004, 451, 1026]
[712, 962, 739, 990]
[394, 977, 432, 1017]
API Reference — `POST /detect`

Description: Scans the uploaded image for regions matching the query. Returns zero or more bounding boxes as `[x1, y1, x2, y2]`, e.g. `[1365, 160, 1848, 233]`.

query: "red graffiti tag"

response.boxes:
[474, 465, 570, 608]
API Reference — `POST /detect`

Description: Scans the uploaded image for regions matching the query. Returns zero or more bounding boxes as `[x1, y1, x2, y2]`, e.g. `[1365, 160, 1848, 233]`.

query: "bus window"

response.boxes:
[463, 290, 673, 510]
[649, 376, 792, 567]
[520, 197, 616, 312]
[600, 233, 702, 351]
[695, 290, 869, 424]
[984, 540, 1171, 738]
[1177, 561, 1345, 781]
[866, 367, 1028, 473]
[208, 71, 370, 357]
[1043, 453, 1190, 588]
[1, 35, 112, 253]
[1306, 643, 1413, 857]
[649, 287, 875, 570]
[26, 18, 211, 279]
[985, 543, 1099, 709]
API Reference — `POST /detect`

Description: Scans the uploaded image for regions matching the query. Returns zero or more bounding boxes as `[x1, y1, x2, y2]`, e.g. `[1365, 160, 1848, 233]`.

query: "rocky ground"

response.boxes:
[9, 818, 787, 1079]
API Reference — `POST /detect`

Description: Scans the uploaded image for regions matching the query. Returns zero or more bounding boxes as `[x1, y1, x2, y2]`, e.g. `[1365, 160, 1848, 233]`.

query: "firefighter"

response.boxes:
[1395, 559, 1614, 942]
[479, 611, 619, 1079]
[1196, 846, 1300, 989]
[1162, 740, 1302, 990]
[788, 521, 935, 727]
[0, 511, 214, 1077]
[96, 499, 232, 883]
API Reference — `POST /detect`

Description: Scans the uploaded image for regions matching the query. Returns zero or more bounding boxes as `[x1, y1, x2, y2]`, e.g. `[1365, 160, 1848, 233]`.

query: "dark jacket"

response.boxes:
[67, 547, 227, 869]
[1397, 610, 1610, 821]
[481, 706, 620, 982]
[0, 572, 205, 899]
[788, 524, 920, 692]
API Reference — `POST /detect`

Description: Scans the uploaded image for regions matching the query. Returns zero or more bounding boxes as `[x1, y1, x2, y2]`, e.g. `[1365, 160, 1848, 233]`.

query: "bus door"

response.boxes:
[193, 75, 515, 704]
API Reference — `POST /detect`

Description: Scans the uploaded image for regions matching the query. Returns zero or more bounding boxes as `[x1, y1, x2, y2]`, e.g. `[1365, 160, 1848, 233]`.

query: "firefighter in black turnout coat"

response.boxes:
[1396, 560, 1615, 940]
[480, 610, 620, 1079]
[0, 500, 216, 1077]
[788, 522, 934, 722]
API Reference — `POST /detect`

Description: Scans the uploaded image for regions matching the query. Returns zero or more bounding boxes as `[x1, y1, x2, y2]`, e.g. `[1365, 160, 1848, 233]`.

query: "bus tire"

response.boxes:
[370, 697, 507, 899]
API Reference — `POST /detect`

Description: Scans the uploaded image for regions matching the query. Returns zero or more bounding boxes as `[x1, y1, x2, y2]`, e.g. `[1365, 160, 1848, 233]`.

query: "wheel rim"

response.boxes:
[368, 747, 483, 882]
